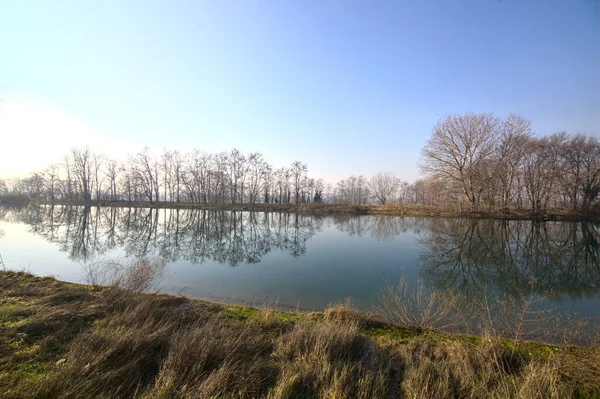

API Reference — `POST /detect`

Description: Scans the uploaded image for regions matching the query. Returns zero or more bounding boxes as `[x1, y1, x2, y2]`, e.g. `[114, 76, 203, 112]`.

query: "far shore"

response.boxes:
[2, 198, 600, 222]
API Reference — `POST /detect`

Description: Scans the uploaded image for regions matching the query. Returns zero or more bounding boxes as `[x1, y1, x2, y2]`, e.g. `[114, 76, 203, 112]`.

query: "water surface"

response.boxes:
[0, 205, 598, 317]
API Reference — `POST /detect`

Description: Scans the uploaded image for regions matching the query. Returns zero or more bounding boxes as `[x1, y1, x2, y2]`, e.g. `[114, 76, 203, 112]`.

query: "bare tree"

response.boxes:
[494, 115, 532, 209]
[161, 149, 184, 202]
[71, 147, 93, 201]
[247, 153, 268, 204]
[313, 178, 324, 203]
[43, 163, 60, 201]
[129, 148, 160, 203]
[92, 152, 104, 200]
[228, 149, 247, 204]
[369, 172, 399, 204]
[420, 113, 501, 210]
[104, 159, 121, 201]
[560, 135, 600, 211]
[521, 134, 565, 212]
[290, 161, 307, 204]
[262, 164, 273, 203]
[60, 154, 74, 200]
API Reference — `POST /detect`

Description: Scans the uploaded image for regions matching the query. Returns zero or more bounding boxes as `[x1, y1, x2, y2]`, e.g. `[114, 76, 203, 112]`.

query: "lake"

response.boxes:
[0, 204, 599, 318]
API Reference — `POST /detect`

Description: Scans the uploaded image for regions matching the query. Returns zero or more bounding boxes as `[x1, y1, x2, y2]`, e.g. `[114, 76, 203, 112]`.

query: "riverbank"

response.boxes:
[2, 198, 600, 221]
[1, 271, 598, 398]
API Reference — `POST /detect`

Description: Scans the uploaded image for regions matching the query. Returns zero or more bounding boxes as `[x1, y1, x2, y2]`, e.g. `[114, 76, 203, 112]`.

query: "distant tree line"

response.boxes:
[1, 112, 598, 212]
[0, 147, 421, 206]
[0, 148, 324, 205]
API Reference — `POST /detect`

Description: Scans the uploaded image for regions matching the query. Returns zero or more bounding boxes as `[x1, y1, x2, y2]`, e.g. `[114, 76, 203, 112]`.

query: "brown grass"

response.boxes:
[1, 270, 599, 398]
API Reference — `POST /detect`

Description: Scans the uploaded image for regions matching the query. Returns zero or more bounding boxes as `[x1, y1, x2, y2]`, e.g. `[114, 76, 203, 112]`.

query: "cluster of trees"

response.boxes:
[0, 148, 429, 207]
[419, 113, 600, 212]
[1, 112, 598, 212]
[331, 173, 415, 205]
[1, 148, 323, 205]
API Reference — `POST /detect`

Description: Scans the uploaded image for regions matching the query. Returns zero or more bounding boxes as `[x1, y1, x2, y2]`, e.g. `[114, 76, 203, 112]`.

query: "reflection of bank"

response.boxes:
[418, 219, 600, 299]
[330, 215, 433, 240]
[3, 205, 323, 267]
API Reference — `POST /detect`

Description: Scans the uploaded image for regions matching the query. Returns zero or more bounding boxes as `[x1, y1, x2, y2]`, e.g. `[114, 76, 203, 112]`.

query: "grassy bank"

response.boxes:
[1, 271, 599, 398]
[3, 198, 600, 221]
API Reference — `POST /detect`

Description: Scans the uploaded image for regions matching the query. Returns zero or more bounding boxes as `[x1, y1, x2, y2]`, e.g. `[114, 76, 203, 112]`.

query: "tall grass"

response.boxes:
[1, 270, 599, 398]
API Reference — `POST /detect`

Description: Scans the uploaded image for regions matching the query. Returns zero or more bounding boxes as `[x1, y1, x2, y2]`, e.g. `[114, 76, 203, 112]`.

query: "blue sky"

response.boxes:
[1, 0, 598, 182]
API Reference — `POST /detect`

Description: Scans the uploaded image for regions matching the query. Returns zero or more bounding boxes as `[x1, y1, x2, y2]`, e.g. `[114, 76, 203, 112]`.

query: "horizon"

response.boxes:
[1, 0, 599, 184]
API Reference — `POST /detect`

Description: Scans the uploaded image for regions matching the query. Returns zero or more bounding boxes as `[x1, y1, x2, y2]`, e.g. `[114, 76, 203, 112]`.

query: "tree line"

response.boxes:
[1, 112, 598, 212]
[0, 148, 324, 205]
[419, 113, 600, 212]
[0, 148, 421, 206]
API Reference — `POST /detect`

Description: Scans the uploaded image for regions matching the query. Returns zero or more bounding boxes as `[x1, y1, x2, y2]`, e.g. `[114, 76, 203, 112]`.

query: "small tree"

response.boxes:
[369, 172, 399, 204]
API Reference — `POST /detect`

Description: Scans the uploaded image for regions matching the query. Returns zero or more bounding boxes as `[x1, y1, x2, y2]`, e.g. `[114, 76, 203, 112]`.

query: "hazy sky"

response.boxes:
[1, 0, 598, 183]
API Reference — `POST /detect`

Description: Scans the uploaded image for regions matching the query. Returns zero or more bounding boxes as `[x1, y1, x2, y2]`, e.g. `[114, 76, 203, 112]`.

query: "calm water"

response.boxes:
[0, 205, 599, 317]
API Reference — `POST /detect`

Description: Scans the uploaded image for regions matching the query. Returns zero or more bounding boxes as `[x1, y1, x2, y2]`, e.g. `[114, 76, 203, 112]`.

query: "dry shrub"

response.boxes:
[92, 257, 169, 312]
[472, 283, 599, 348]
[488, 284, 556, 346]
[554, 312, 600, 347]
[110, 257, 168, 293]
[81, 257, 167, 293]
[377, 278, 472, 333]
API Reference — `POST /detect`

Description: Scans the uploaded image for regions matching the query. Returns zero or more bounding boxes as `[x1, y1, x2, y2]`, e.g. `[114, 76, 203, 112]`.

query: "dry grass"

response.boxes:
[323, 298, 370, 326]
[1, 270, 599, 399]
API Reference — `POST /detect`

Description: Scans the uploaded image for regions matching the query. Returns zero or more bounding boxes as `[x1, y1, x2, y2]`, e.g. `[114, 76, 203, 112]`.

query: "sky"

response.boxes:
[0, 0, 599, 183]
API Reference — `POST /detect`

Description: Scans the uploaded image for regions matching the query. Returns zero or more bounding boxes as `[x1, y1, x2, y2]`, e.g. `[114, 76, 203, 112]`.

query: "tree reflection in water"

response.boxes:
[418, 218, 600, 299]
[2, 205, 600, 302]
[4, 205, 321, 266]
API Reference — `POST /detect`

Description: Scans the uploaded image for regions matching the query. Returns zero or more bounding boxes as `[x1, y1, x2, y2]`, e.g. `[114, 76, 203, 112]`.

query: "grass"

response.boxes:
[1, 270, 599, 398]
